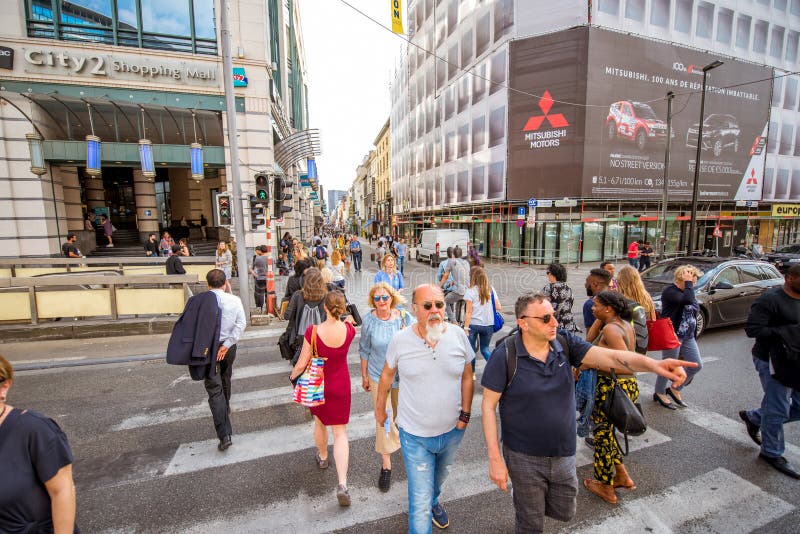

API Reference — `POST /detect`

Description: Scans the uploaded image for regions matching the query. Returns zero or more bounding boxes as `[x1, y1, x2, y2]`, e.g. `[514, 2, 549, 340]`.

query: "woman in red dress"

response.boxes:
[290, 290, 356, 506]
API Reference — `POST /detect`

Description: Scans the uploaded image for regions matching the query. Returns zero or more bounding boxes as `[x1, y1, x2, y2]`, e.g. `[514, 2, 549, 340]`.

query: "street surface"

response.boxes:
[5, 242, 800, 533]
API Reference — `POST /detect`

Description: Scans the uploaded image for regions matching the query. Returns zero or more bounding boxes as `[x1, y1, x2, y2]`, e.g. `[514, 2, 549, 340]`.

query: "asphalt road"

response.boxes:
[6, 250, 800, 533]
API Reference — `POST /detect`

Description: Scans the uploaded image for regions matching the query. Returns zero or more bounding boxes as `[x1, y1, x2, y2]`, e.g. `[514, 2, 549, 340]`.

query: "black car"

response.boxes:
[640, 257, 783, 337]
[764, 243, 800, 273]
[685, 113, 740, 157]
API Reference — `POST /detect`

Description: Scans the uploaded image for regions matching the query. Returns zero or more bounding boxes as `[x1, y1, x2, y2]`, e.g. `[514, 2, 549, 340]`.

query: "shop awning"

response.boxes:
[361, 219, 375, 229]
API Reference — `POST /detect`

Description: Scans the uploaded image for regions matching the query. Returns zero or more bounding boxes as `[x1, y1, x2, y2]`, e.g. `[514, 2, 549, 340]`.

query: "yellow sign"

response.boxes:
[772, 203, 800, 217]
[390, 0, 405, 34]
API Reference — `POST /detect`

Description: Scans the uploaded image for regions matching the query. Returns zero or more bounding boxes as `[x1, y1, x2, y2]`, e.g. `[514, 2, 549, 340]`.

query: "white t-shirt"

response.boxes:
[463, 286, 496, 327]
[385, 325, 475, 437]
[329, 261, 344, 281]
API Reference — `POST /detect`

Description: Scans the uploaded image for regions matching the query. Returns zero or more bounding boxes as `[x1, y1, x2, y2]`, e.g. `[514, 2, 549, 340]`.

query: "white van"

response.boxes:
[416, 229, 471, 267]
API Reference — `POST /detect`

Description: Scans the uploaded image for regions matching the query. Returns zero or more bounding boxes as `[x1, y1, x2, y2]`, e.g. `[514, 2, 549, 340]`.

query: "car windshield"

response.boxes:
[641, 260, 717, 287]
[632, 103, 658, 120]
[776, 244, 800, 253]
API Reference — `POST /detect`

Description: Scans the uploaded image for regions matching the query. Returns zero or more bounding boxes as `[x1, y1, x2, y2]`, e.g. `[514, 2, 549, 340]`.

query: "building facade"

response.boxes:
[326, 188, 347, 222]
[390, 0, 800, 263]
[1, 0, 315, 257]
[373, 118, 391, 236]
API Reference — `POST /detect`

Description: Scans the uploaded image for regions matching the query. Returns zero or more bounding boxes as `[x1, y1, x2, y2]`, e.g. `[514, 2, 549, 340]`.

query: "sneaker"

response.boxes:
[106, 244, 114, 248]
[336, 484, 351, 506]
[431, 503, 449, 529]
[584, 436, 595, 448]
[378, 468, 391, 493]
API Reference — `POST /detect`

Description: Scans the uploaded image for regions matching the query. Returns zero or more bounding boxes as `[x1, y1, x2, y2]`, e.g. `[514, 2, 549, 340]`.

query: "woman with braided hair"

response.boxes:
[583, 290, 639, 505]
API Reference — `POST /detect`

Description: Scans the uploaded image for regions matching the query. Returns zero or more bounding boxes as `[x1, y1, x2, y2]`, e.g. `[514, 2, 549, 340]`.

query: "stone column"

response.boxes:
[133, 170, 159, 244]
[58, 166, 83, 232]
[83, 173, 105, 212]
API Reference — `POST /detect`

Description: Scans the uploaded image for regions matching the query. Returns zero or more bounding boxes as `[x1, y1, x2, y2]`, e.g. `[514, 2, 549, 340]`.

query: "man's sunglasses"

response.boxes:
[520, 314, 554, 324]
[418, 300, 445, 310]
[373, 295, 391, 302]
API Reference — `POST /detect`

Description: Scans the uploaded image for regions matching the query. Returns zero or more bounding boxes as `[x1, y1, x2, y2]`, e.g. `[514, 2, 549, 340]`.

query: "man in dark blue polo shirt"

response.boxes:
[481, 292, 697, 533]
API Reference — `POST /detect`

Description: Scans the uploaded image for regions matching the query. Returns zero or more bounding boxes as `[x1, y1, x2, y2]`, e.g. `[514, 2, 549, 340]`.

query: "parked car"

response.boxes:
[605, 100, 669, 151]
[764, 243, 800, 273]
[416, 229, 470, 267]
[640, 257, 783, 337]
[685, 113, 740, 157]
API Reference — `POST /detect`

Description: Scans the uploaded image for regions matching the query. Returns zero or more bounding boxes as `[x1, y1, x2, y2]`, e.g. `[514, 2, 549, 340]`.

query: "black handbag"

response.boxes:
[601, 368, 647, 455]
[277, 329, 294, 361]
[346, 303, 362, 326]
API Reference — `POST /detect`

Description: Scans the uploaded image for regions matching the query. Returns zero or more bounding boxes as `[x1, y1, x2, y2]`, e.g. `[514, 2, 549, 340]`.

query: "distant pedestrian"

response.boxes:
[440, 246, 469, 323]
[290, 291, 356, 506]
[375, 284, 475, 533]
[166, 245, 186, 275]
[0, 355, 78, 534]
[199, 213, 208, 239]
[395, 238, 407, 275]
[144, 233, 159, 257]
[160, 232, 175, 257]
[600, 261, 618, 290]
[61, 233, 82, 258]
[463, 266, 501, 366]
[349, 237, 363, 272]
[374, 254, 404, 292]
[542, 262, 578, 333]
[653, 265, 704, 410]
[627, 241, 640, 269]
[359, 282, 415, 493]
[250, 245, 268, 311]
[216, 241, 233, 292]
[330, 250, 346, 289]
[740, 264, 800, 479]
[639, 241, 653, 271]
[179, 238, 194, 257]
[375, 241, 386, 265]
[100, 214, 114, 248]
[583, 268, 612, 336]
[84, 212, 95, 230]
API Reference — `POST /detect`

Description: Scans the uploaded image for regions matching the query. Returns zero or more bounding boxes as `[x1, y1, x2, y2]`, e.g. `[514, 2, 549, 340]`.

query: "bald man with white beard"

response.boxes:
[376, 284, 475, 534]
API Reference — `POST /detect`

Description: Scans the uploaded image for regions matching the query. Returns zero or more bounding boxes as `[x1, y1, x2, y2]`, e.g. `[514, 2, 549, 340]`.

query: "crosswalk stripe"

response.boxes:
[638, 382, 800, 465]
[571, 467, 794, 533]
[162, 393, 485, 477]
[170, 428, 671, 532]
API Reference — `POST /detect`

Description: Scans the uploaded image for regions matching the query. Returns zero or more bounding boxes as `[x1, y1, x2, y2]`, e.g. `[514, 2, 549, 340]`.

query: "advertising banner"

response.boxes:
[507, 27, 773, 201]
[584, 27, 772, 200]
[507, 27, 589, 200]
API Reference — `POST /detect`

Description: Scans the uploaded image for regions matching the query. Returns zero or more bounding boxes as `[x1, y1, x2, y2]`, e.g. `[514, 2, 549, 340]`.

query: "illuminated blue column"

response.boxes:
[190, 143, 204, 181]
[138, 139, 155, 178]
[86, 135, 102, 177]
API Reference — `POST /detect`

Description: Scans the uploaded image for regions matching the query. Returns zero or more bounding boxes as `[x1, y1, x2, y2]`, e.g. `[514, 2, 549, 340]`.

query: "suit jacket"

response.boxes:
[166, 291, 221, 378]
[166, 255, 186, 274]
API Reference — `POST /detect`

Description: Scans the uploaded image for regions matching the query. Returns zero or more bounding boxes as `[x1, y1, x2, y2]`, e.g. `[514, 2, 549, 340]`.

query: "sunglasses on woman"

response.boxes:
[373, 294, 391, 302]
[419, 300, 445, 310]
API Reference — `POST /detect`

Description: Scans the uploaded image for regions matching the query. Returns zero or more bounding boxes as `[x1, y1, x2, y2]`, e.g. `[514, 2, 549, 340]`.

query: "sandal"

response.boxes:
[315, 452, 329, 469]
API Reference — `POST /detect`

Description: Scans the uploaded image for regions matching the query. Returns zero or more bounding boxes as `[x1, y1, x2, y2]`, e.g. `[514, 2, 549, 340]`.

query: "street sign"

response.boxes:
[527, 198, 538, 208]
[746, 201, 759, 208]
[517, 207, 526, 218]
[537, 199, 553, 208]
[516, 219, 525, 227]
[554, 198, 578, 208]
[526, 215, 536, 228]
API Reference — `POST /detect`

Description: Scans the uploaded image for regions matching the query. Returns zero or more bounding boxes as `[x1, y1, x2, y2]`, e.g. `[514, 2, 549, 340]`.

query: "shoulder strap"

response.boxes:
[504, 335, 518, 392]
[555, 333, 570, 361]
[311, 325, 318, 357]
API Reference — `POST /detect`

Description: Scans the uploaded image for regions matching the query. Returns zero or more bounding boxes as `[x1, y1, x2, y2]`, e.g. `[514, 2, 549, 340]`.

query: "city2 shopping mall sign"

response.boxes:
[522, 90, 570, 149]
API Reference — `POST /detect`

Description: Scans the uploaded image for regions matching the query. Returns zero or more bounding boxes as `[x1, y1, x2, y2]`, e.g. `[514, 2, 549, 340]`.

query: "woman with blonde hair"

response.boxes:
[462, 266, 501, 365]
[616, 266, 657, 321]
[330, 250, 346, 289]
[373, 253, 404, 291]
[359, 282, 415, 492]
[215, 241, 233, 292]
[291, 291, 356, 506]
[653, 264, 704, 410]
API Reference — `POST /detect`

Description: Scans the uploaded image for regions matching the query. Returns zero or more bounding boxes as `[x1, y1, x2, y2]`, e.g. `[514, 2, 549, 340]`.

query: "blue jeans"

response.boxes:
[351, 251, 362, 271]
[468, 324, 494, 371]
[655, 336, 702, 394]
[628, 257, 639, 269]
[398, 256, 405, 275]
[399, 426, 465, 534]
[745, 357, 800, 458]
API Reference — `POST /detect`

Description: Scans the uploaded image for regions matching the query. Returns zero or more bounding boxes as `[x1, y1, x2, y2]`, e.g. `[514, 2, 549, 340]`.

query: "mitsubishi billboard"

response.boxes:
[507, 27, 773, 201]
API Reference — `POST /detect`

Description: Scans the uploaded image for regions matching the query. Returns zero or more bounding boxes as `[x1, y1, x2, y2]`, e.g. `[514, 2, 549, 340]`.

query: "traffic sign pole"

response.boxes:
[265, 175, 276, 316]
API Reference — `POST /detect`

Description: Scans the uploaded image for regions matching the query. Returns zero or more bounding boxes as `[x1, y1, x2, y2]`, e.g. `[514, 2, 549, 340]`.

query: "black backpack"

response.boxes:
[495, 328, 570, 391]
[627, 301, 649, 355]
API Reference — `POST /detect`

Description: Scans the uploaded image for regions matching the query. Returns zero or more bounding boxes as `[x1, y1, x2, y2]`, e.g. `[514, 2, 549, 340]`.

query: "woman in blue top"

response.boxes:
[373, 254, 404, 291]
[359, 282, 415, 493]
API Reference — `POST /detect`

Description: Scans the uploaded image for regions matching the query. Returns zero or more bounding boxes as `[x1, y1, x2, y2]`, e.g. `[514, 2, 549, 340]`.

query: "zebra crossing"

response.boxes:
[22, 330, 798, 533]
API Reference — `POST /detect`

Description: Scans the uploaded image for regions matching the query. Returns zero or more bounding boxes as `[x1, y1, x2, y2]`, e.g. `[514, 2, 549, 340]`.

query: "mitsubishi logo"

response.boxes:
[523, 90, 569, 131]
[746, 168, 758, 185]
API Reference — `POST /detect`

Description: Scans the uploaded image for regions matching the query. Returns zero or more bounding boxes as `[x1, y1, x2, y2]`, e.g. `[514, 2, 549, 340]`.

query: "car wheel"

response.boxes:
[416, 250, 421, 262]
[713, 140, 722, 157]
[636, 130, 646, 151]
[607, 122, 616, 141]
[695, 308, 708, 338]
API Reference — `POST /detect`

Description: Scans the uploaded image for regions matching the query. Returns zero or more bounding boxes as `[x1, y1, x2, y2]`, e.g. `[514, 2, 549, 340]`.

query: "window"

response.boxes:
[716, 9, 733, 44]
[489, 105, 505, 147]
[754, 20, 769, 53]
[458, 75, 470, 113]
[696, 2, 714, 39]
[777, 168, 790, 196]
[476, 12, 490, 57]
[773, 75, 784, 106]
[457, 170, 469, 202]
[737, 265, 766, 283]
[675, 0, 693, 33]
[775, 0, 788, 12]
[472, 62, 487, 104]
[461, 28, 474, 67]
[768, 121, 779, 153]
[471, 165, 486, 200]
[650, 0, 670, 27]
[488, 160, 504, 199]
[780, 124, 794, 155]
[448, 44, 459, 80]
[736, 15, 751, 49]
[771, 26, 786, 58]
[445, 84, 456, 119]
[714, 267, 741, 286]
[445, 129, 456, 161]
[784, 76, 797, 110]
[626, 0, 645, 22]
[793, 0, 800, 16]
[472, 115, 486, 153]
[458, 122, 470, 158]
[448, 0, 458, 36]
[490, 49, 506, 95]
[493, 0, 513, 40]
[598, 0, 620, 15]
[787, 31, 799, 62]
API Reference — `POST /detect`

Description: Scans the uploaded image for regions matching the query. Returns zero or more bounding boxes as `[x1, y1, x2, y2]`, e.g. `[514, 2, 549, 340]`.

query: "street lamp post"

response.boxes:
[660, 91, 674, 260]
[687, 60, 723, 255]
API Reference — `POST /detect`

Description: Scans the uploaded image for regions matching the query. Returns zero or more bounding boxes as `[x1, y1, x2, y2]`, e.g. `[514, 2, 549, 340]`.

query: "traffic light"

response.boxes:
[272, 176, 293, 218]
[215, 192, 232, 226]
[249, 194, 266, 230]
[255, 173, 269, 202]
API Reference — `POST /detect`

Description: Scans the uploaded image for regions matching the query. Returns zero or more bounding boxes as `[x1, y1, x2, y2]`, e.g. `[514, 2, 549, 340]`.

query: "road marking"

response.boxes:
[571, 467, 794, 533]
[638, 382, 800, 464]
[172, 428, 670, 532]
[163, 394, 483, 477]
[12, 356, 87, 365]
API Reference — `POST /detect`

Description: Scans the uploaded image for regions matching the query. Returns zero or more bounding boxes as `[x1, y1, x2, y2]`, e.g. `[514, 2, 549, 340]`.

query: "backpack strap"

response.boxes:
[504, 335, 518, 392]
